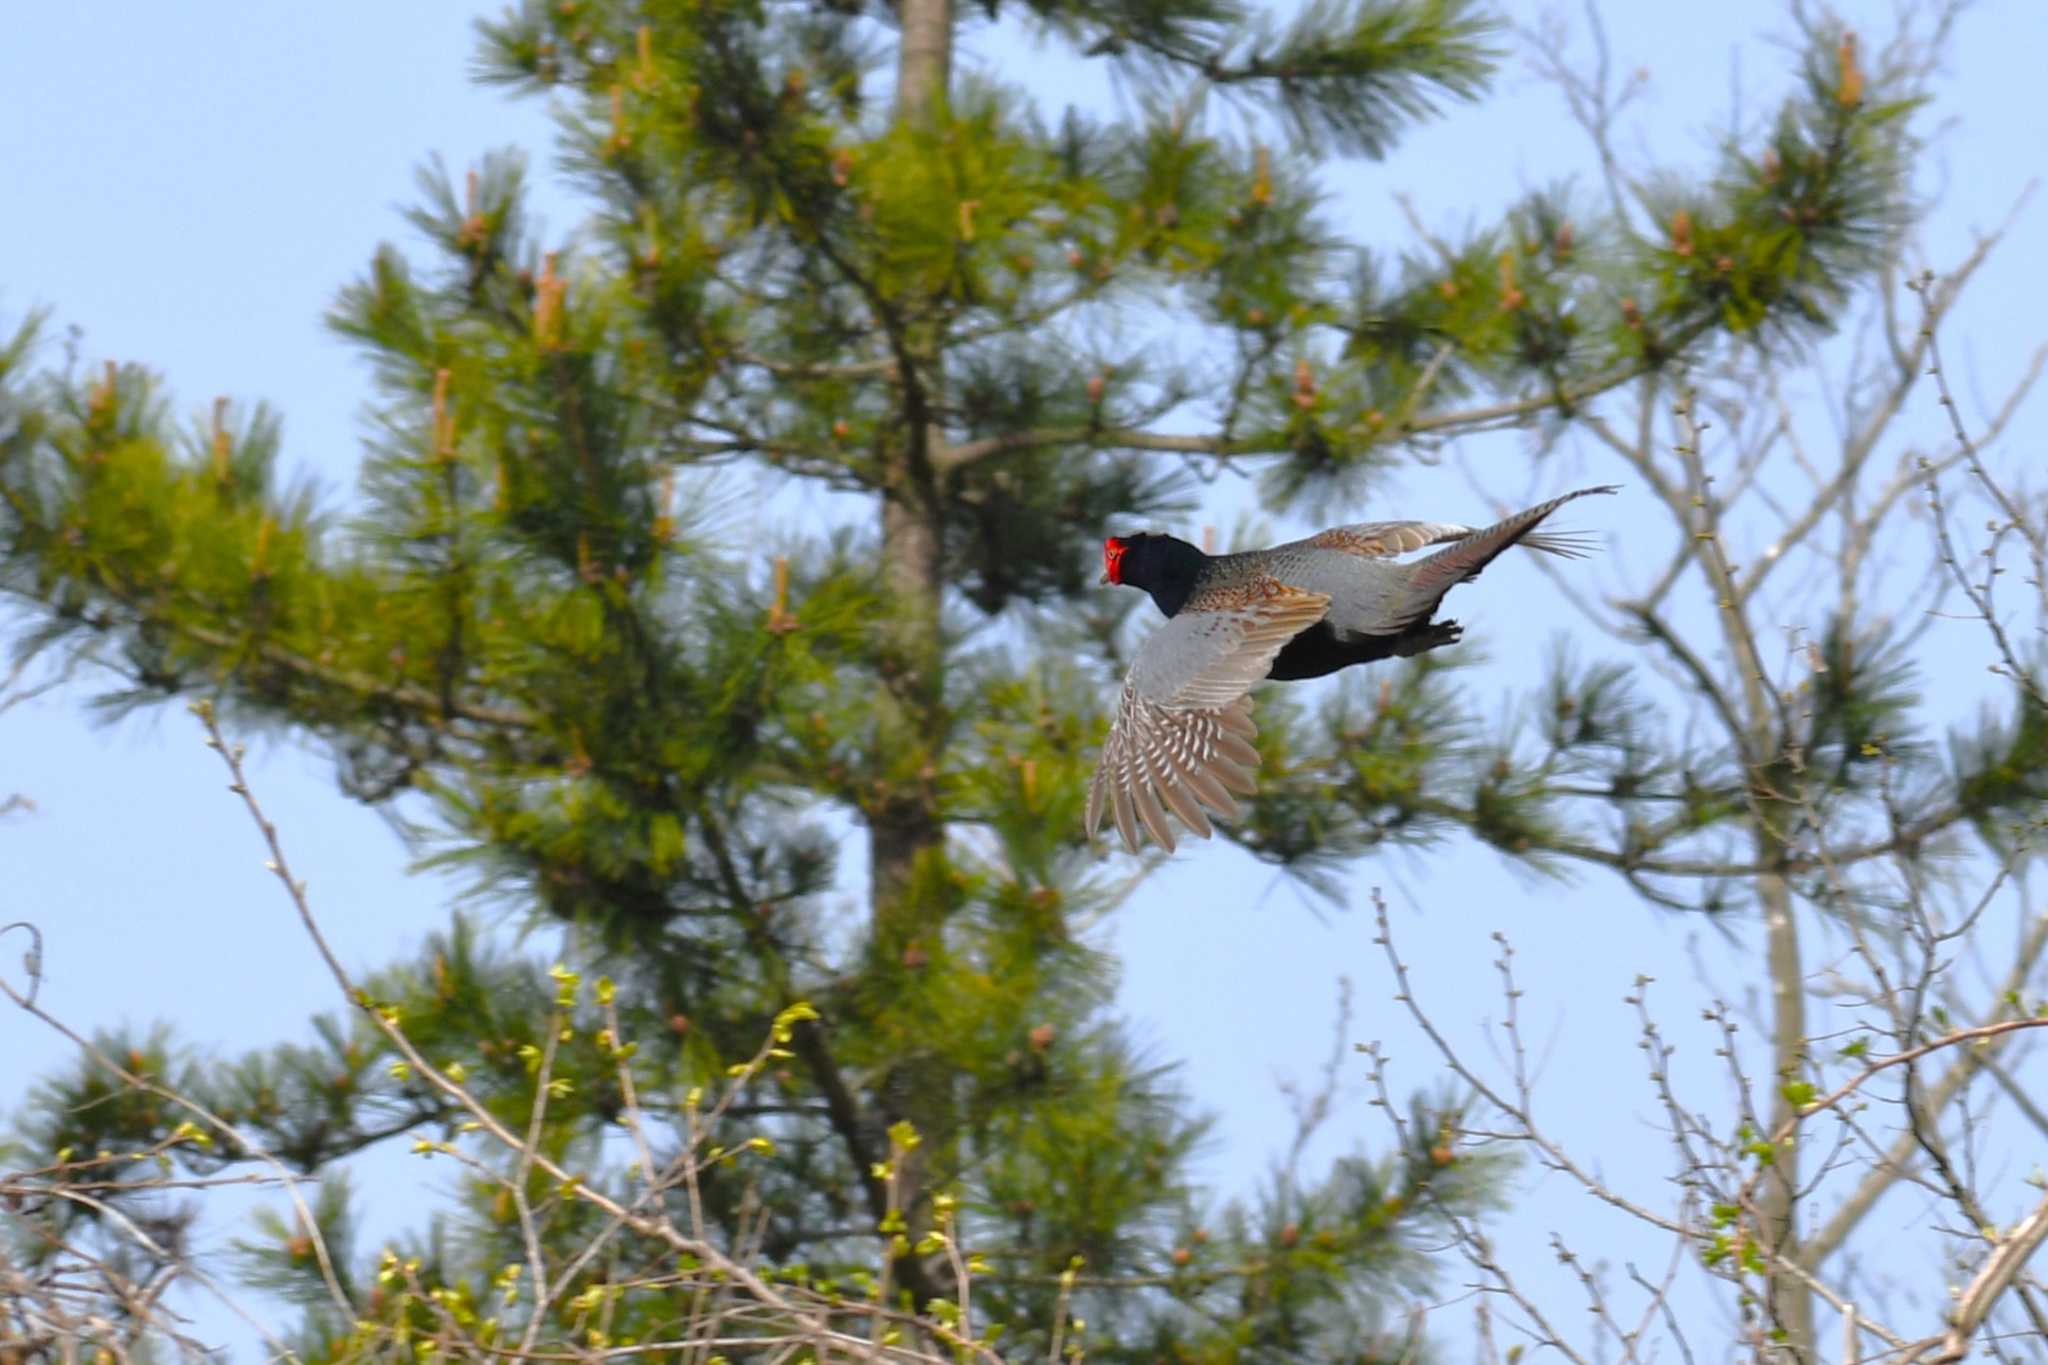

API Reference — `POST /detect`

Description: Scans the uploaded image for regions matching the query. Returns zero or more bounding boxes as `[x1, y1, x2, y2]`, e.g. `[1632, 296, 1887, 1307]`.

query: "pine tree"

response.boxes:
[0, 0, 1984, 1359]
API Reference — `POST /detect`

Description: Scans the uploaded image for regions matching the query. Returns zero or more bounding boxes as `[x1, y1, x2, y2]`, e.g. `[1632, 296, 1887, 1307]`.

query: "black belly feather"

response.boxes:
[1265, 618, 1463, 681]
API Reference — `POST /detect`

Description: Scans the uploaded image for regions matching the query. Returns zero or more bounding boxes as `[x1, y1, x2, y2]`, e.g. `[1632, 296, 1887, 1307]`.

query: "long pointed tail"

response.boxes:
[1391, 484, 1618, 625]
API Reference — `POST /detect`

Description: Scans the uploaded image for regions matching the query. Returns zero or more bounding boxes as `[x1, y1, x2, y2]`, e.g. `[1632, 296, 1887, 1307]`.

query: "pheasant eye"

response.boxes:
[1102, 537, 1127, 583]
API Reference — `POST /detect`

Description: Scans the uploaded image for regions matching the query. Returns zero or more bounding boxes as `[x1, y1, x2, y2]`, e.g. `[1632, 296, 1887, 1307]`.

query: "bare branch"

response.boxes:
[1926, 1193, 2048, 1363]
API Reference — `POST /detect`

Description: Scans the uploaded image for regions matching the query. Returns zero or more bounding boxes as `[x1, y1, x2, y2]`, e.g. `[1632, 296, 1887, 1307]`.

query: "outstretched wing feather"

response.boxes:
[1306, 520, 1476, 558]
[1107, 774, 1139, 853]
[1130, 770, 1176, 852]
[1087, 582, 1329, 852]
[1178, 763, 1241, 820]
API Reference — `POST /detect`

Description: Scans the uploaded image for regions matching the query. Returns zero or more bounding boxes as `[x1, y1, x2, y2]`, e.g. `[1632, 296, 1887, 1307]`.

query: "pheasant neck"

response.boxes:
[1129, 536, 1210, 617]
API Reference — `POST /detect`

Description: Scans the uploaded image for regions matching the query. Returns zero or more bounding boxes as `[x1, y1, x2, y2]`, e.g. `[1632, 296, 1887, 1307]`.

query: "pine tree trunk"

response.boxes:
[895, 0, 951, 126]
[1714, 496, 1814, 1358]
[870, 0, 954, 1309]
[873, 476, 946, 937]
[875, 0, 952, 915]
[1757, 858, 1815, 1360]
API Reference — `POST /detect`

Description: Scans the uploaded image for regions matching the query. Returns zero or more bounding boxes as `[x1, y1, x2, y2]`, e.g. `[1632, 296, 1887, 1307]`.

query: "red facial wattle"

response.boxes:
[1102, 536, 1127, 585]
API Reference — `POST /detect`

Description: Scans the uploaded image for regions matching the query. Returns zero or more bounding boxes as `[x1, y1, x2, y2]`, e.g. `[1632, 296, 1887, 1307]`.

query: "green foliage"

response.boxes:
[12, 1026, 201, 1243]
[1013, 0, 1498, 157]
[1953, 679, 2048, 854]
[232, 1172, 364, 1315]
[1801, 614, 1922, 786]
[1659, 23, 1917, 337]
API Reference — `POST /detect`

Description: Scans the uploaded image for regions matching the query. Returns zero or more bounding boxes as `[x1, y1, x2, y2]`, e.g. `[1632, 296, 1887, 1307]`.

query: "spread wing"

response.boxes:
[1307, 521, 1478, 557]
[1086, 580, 1331, 853]
[1309, 516, 1598, 561]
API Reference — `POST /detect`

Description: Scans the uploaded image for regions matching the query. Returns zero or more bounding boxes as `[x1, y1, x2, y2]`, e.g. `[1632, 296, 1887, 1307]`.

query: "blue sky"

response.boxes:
[5, 0, 2047, 1355]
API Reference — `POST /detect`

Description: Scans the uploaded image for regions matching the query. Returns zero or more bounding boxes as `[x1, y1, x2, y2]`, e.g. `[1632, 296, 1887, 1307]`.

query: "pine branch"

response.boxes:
[1415, 795, 1965, 881]
[177, 620, 537, 731]
[940, 341, 1702, 473]
[735, 351, 899, 381]
[1080, 0, 1499, 157]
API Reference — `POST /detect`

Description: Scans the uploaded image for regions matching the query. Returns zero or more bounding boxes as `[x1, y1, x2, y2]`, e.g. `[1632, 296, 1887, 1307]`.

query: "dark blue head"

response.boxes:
[1101, 532, 1208, 618]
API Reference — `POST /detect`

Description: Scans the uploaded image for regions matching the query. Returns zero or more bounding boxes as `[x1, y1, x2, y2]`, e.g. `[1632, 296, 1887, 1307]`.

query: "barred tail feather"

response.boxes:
[1517, 528, 1602, 559]
[1392, 485, 1617, 626]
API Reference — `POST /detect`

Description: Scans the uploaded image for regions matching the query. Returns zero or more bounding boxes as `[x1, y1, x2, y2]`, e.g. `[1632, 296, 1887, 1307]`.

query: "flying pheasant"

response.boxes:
[1086, 485, 1617, 852]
